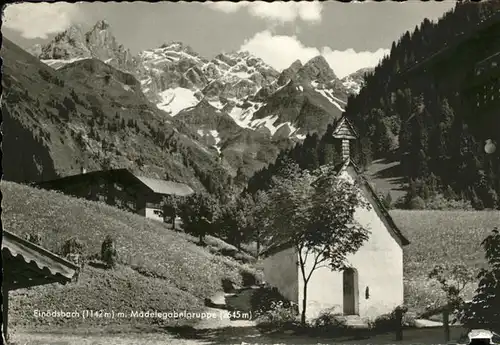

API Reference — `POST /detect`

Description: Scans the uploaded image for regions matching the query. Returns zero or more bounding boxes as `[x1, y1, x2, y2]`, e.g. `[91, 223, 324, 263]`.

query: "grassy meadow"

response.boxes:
[2, 181, 258, 331]
[390, 209, 500, 314]
[3, 178, 500, 331]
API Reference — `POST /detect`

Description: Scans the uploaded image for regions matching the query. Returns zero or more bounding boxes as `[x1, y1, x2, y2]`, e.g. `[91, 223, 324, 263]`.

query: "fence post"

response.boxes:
[443, 308, 450, 343]
[395, 308, 403, 341]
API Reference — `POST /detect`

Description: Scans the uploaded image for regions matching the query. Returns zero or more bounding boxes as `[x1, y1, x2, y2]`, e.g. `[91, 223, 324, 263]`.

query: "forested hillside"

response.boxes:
[2, 38, 232, 196]
[247, 0, 500, 210]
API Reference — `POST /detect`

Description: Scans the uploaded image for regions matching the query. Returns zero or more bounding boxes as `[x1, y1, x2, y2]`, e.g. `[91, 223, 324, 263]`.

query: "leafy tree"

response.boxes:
[260, 163, 370, 325]
[444, 185, 458, 200]
[428, 263, 475, 315]
[179, 193, 219, 244]
[216, 193, 254, 249]
[302, 133, 320, 171]
[318, 141, 339, 166]
[458, 228, 500, 330]
[158, 194, 184, 230]
[470, 187, 485, 210]
[421, 183, 431, 200]
[251, 190, 270, 258]
[408, 196, 426, 209]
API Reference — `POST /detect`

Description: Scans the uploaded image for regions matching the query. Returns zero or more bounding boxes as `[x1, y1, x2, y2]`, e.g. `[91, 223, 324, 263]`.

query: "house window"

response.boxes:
[365, 286, 370, 299]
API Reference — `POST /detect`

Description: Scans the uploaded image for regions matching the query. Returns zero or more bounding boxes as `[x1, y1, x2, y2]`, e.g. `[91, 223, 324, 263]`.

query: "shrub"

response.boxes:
[369, 305, 408, 332]
[255, 300, 298, 331]
[240, 269, 258, 286]
[457, 228, 500, 329]
[313, 310, 347, 332]
[402, 311, 417, 327]
[370, 313, 397, 331]
[408, 196, 426, 210]
[251, 286, 292, 317]
[425, 194, 473, 210]
[24, 232, 42, 246]
[101, 235, 118, 268]
[61, 237, 86, 266]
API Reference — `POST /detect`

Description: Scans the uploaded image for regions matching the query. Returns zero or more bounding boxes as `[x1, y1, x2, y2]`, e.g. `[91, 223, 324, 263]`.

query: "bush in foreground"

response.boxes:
[311, 310, 348, 335]
[251, 286, 293, 317]
[367, 305, 411, 332]
[255, 300, 299, 332]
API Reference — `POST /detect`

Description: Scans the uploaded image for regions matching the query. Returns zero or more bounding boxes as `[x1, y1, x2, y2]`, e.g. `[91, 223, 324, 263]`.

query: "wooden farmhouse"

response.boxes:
[35, 169, 194, 222]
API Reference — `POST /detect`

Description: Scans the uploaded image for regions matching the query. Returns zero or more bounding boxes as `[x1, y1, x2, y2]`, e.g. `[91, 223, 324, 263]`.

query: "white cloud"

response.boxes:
[207, 1, 322, 24]
[240, 31, 389, 79]
[322, 47, 390, 78]
[208, 2, 247, 14]
[3, 3, 83, 39]
[240, 31, 319, 71]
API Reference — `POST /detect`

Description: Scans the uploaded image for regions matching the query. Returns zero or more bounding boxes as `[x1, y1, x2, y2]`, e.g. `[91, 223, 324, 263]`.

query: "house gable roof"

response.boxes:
[259, 158, 410, 258]
[343, 160, 410, 247]
[35, 169, 194, 197]
[2, 230, 79, 288]
[131, 175, 194, 196]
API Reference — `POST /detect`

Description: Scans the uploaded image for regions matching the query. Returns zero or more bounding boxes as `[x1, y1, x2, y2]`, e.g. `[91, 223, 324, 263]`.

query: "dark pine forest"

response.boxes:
[246, 0, 500, 210]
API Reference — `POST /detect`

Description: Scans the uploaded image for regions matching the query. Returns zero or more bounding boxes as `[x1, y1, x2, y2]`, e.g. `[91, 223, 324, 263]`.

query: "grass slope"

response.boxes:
[366, 158, 406, 202]
[3, 181, 256, 330]
[391, 209, 500, 313]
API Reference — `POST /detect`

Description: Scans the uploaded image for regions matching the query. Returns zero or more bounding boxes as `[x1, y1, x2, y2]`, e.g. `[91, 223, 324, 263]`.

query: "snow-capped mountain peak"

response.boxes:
[28, 20, 369, 140]
[341, 67, 374, 95]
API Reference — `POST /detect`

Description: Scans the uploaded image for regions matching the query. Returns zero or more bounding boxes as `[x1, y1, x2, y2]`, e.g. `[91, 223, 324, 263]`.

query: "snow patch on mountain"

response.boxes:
[250, 115, 280, 135]
[197, 129, 222, 153]
[228, 101, 263, 127]
[41, 58, 87, 69]
[249, 117, 304, 140]
[340, 67, 373, 95]
[157, 87, 201, 116]
[315, 88, 345, 112]
[341, 77, 362, 95]
[208, 100, 224, 110]
[332, 95, 347, 105]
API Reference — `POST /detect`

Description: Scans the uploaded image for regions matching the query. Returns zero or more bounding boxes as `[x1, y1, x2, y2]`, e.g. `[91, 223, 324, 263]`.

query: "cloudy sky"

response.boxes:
[3, 1, 455, 78]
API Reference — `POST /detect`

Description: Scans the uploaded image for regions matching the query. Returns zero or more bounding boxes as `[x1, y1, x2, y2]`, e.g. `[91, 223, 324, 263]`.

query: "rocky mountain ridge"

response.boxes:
[23, 20, 372, 182]
[29, 21, 367, 131]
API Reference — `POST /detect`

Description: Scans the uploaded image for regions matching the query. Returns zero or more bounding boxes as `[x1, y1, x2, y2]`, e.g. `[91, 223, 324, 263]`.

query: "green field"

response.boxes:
[390, 209, 500, 314]
[2, 181, 257, 330]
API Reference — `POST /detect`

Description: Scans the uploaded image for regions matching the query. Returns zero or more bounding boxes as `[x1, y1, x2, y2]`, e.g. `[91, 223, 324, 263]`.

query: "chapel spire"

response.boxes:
[332, 116, 358, 162]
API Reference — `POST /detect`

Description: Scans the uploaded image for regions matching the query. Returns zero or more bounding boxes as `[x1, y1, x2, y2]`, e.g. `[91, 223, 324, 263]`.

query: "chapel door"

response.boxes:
[343, 268, 359, 315]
